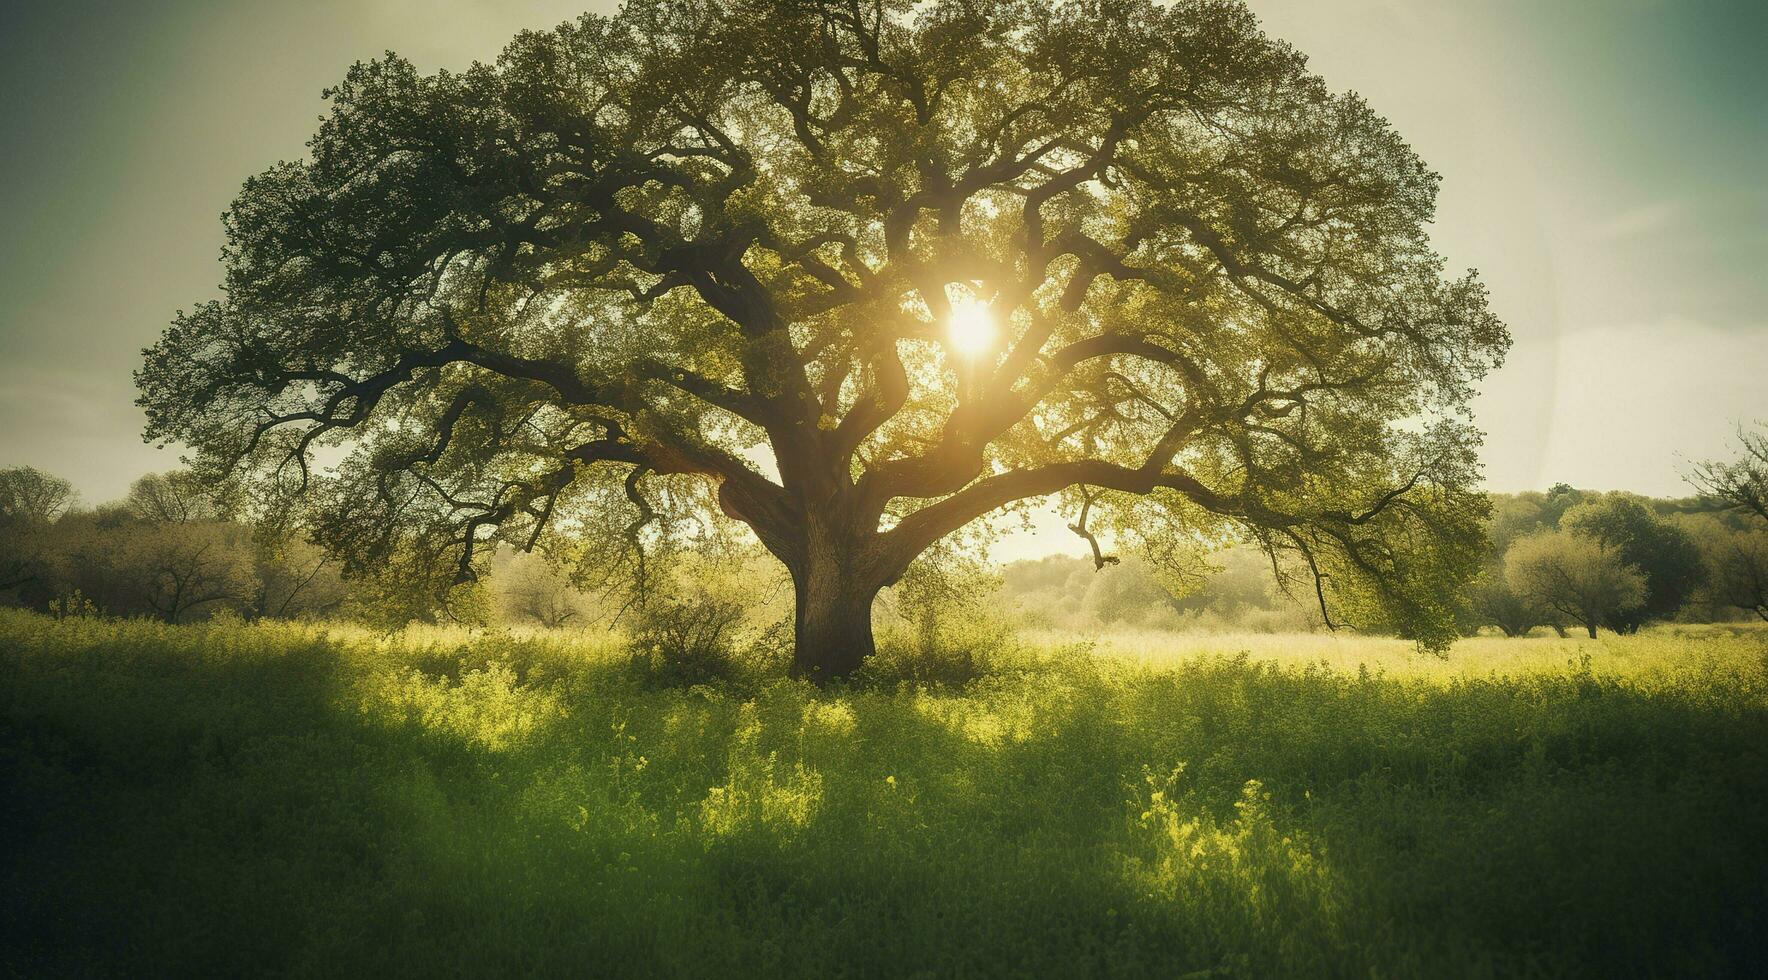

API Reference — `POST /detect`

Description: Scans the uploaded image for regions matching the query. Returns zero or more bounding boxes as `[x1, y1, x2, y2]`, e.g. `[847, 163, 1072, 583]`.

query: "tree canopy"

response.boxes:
[0, 466, 76, 528]
[1691, 422, 1768, 524]
[139, 0, 1508, 675]
[1504, 531, 1645, 640]
[0, 466, 77, 595]
[1561, 495, 1703, 632]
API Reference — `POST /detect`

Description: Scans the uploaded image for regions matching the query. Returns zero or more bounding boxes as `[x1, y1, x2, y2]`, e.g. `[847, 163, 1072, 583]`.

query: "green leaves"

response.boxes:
[141, 0, 1509, 657]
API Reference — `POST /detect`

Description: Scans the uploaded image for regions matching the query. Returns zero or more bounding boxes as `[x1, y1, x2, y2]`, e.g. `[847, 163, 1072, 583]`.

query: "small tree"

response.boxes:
[886, 537, 1002, 657]
[498, 549, 593, 628]
[125, 470, 223, 524]
[1690, 422, 1768, 524]
[121, 469, 336, 621]
[0, 467, 76, 597]
[1504, 531, 1646, 639]
[133, 524, 257, 623]
[0, 466, 76, 526]
[1467, 560, 1541, 638]
[1561, 495, 1704, 631]
[251, 536, 345, 620]
[1695, 525, 1768, 623]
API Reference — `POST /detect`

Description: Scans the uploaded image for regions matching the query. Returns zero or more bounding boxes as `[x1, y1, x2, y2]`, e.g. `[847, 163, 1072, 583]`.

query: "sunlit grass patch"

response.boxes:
[699, 703, 826, 838]
[3, 610, 1766, 977]
[1069, 622, 1768, 681]
[356, 663, 566, 753]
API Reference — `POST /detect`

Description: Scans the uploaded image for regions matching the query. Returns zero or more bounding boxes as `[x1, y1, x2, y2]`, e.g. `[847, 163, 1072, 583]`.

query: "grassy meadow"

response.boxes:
[4, 610, 1767, 977]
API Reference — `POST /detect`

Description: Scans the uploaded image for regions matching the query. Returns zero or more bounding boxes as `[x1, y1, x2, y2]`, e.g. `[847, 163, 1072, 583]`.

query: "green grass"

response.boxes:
[4, 611, 1766, 977]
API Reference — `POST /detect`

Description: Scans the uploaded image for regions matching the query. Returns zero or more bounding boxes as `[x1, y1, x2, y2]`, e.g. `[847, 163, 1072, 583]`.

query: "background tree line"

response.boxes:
[2, 468, 345, 624]
[992, 481, 1767, 638]
[4, 427, 1765, 637]
[1456, 483, 1763, 636]
[1452, 425, 1768, 636]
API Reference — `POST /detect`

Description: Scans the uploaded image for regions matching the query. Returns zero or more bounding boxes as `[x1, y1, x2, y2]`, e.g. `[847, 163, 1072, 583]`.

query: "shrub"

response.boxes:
[627, 592, 750, 686]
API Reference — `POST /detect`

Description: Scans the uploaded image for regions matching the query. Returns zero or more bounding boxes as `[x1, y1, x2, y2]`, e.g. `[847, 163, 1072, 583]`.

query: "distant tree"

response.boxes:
[1538, 483, 1592, 530]
[999, 555, 1092, 628]
[1467, 492, 1555, 637]
[1561, 495, 1704, 631]
[997, 546, 1314, 634]
[1467, 560, 1541, 638]
[125, 470, 223, 524]
[1168, 546, 1282, 620]
[498, 549, 592, 628]
[1081, 555, 1178, 628]
[1486, 490, 1579, 550]
[1690, 422, 1768, 524]
[129, 469, 345, 619]
[1691, 523, 1768, 622]
[0, 466, 76, 526]
[139, 0, 1507, 676]
[1504, 531, 1646, 639]
[127, 523, 258, 623]
[0, 466, 76, 599]
[1000, 554, 1088, 599]
[250, 537, 345, 620]
[40, 512, 130, 613]
[50, 515, 258, 623]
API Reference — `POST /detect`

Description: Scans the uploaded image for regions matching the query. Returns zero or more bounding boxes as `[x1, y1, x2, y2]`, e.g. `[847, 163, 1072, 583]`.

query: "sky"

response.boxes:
[1, 0, 1763, 560]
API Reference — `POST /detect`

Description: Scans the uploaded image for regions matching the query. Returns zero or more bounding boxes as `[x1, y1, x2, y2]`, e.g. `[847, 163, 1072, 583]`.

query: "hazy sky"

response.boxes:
[2, 0, 1763, 553]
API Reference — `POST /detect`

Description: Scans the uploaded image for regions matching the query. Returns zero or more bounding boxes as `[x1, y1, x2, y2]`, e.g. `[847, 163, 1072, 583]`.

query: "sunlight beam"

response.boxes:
[947, 294, 997, 357]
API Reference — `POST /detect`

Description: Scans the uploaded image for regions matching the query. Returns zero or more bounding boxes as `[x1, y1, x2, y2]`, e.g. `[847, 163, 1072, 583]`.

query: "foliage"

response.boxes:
[998, 547, 1319, 635]
[10, 463, 1762, 644]
[1485, 487, 1585, 553]
[1504, 530, 1646, 639]
[1466, 560, 1541, 638]
[4, 612, 1766, 976]
[627, 593, 751, 686]
[873, 538, 1011, 682]
[248, 536, 346, 621]
[1689, 421, 1768, 523]
[137, 0, 1508, 673]
[0, 465, 75, 526]
[334, 550, 461, 629]
[2, 470, 349, 625]
[0, 466, 76, 596]
[44, 513, 258, 623]
[496, 548, 597, 628]
[1692, 521, 1768, 622]
[1562, 495, 1705, 631]
[124, 469, 223, 524]
[625, 548, 792, 684]
[1685, 428, 1768, 623]
[1455, 488, 1755, 637]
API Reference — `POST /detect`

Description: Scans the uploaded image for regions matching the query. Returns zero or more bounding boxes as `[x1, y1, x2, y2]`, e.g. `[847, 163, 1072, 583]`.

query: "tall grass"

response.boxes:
[3, 610, 1766, 977]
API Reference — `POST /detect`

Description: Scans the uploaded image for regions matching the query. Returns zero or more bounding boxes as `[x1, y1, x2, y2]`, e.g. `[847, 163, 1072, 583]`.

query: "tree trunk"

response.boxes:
[791, 574, 879, 681]
[788, 531, 884, 681]
[1584, 622, 1598, 639]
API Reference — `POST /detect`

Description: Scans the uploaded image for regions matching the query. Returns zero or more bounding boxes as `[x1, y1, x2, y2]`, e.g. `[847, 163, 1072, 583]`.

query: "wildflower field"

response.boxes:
[3, 610, 1766, 977]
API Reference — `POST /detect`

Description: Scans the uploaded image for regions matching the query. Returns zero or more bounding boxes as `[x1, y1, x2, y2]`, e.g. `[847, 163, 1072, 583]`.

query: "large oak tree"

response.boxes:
[140, 0, 1507, 677]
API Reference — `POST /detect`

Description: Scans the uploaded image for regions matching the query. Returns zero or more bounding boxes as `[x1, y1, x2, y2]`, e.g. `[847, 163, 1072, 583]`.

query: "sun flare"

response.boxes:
[947, 295, 997, 356]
